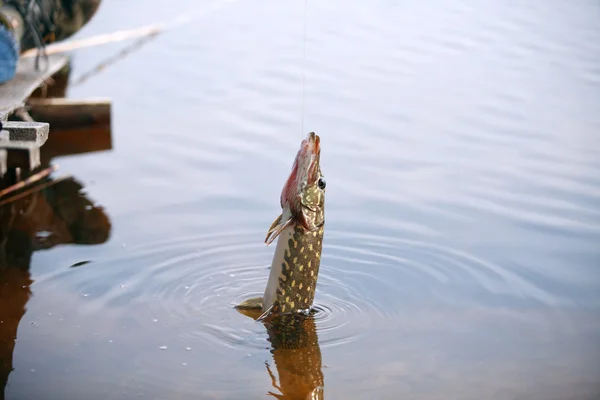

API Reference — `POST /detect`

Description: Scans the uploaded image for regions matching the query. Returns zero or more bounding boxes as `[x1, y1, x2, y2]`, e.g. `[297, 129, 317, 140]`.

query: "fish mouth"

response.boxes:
[304, 132, 320, 154]
[297, 131, 321, 183]
[280, 132, 321, 208]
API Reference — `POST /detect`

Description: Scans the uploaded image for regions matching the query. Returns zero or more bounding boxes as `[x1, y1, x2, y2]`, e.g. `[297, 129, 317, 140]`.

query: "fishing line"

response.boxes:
[301, 0, 308, 137]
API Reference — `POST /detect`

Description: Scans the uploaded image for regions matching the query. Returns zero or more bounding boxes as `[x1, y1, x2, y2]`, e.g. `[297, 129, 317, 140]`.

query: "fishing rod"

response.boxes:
[19, 0, 242, 58]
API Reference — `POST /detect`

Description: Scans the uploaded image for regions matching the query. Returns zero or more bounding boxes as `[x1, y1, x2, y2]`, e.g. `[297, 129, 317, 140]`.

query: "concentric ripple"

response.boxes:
[38, 229, 374, 352]
[34, 224, 556, 357]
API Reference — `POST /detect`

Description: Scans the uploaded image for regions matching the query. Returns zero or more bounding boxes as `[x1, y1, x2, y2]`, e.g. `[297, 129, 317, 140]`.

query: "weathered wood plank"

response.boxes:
[0, 53, 69, 120]
[27, 97, 111, 130]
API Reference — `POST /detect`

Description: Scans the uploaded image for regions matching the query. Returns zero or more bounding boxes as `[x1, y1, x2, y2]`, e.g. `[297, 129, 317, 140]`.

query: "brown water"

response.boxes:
[2, 0, 600, 399]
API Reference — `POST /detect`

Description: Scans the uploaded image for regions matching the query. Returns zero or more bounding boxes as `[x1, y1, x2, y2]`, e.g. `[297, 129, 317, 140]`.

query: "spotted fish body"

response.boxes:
[263, 224, 324, 315]
[237, 132, 326, 318]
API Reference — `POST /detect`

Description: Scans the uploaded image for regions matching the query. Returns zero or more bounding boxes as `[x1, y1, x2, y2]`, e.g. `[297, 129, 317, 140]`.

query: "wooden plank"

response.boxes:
[31, 63, 71, 98]
[0, 105, 112, 174]
[27, 97, 111, 130]
[0, 53, 69, 120]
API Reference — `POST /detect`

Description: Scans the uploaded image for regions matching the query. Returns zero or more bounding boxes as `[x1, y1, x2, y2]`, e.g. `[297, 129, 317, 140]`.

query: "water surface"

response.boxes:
[1, 0, 600, 399]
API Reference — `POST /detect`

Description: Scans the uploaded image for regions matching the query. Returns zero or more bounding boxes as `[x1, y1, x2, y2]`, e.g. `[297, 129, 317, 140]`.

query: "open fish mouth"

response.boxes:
[280, 132, 321, 209]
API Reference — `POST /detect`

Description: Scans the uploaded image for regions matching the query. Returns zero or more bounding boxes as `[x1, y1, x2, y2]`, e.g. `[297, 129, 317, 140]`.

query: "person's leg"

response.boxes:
[0, 5, 22, 84]
[0, 0, 101, 83]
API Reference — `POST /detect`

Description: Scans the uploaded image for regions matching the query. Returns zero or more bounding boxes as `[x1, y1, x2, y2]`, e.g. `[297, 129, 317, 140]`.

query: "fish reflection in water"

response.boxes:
[238, 307, 324, 400]
[0, 173, 111, 399]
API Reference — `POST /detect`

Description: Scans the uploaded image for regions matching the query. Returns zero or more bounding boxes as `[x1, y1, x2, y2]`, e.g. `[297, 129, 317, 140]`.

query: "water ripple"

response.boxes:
[35, 222, 563, 357]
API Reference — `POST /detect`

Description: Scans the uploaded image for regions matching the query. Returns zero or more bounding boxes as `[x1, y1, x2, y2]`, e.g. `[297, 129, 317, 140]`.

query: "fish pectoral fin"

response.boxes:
[264, 213, 293, 246]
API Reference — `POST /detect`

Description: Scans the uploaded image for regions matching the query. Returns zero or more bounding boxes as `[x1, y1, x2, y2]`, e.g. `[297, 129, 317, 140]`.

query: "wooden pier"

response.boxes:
[0, 52, 112, 179]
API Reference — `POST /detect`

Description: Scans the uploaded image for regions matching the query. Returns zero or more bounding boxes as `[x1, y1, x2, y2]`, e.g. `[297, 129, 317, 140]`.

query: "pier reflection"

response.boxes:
[0, 63, 112, 397]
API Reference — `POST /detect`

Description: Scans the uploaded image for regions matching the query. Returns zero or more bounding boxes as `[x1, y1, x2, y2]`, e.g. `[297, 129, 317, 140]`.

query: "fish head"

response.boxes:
[264, 132, 326, 245]
[281, 132, 326, 231]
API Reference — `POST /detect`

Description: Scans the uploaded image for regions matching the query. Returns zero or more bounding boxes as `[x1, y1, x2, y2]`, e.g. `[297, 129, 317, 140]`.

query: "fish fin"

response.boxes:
[235, 297, 265, 320]
[264, 213, 293, 246]
[235, 297, 263, 309]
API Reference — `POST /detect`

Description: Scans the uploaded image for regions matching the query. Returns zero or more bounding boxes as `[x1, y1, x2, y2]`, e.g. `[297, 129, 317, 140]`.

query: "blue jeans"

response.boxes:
[0, 24, 19, 84]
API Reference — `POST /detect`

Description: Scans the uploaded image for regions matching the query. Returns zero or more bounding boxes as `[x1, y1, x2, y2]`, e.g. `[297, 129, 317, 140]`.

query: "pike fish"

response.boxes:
[237, 132, 326, 319]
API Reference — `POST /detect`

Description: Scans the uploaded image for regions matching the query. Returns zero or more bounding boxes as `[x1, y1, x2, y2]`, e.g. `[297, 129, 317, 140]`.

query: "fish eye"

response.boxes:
[317, 177, 326, 190]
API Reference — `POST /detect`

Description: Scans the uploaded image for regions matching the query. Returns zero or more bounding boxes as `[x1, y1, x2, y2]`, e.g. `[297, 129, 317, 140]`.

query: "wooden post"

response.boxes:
[0, 121, 49, 172]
